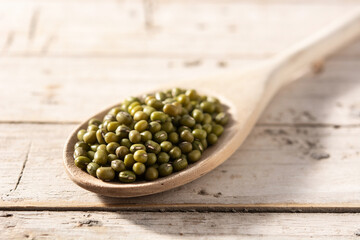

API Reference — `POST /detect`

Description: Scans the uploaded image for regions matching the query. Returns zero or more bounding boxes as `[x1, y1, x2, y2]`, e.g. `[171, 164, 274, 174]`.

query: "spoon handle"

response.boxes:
[269, 8, 360, 90]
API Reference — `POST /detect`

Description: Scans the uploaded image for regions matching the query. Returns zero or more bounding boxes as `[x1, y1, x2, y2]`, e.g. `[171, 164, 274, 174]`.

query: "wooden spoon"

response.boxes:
[64, 10, 360, 198]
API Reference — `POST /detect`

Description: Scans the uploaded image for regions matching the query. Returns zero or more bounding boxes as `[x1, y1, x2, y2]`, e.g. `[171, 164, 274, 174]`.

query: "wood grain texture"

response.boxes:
[0, 127, 31, 197]
[0, 0, 359, 209]
[1, 0, 360, 237]
[1, 0, 360, 124]
[2, 211, 360, 239]
[2, 123, 360, 208]
[0, 0, 359, 58]
[1, 50, 360, 124]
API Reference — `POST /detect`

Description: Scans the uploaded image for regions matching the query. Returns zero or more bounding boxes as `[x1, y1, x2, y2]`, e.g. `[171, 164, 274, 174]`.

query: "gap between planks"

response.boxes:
[2, 202, 360, 213]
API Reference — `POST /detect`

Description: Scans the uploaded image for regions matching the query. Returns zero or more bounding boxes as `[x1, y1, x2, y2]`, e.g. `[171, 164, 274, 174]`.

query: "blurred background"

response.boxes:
[1, 0, 359, 123]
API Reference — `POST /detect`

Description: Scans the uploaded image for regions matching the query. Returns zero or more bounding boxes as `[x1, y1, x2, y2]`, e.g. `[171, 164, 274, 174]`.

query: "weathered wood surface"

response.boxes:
[0, 0, 359, 209]
[2, 211, 360, 239]
[1, 51, 360, 124]
[0, 128, 30, 197]
[2, 0, 360, 238]
[1, 0, 359, 58]
[1, 0, 360, 124]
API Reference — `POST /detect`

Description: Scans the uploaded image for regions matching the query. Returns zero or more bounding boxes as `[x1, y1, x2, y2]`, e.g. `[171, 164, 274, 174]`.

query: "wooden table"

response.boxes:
[2, 0, 360, 238]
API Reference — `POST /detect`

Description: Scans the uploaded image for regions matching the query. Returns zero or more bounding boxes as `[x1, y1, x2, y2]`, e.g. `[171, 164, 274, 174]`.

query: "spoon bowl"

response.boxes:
[64, 10, 360, 197]
[63, 75, 249, 198]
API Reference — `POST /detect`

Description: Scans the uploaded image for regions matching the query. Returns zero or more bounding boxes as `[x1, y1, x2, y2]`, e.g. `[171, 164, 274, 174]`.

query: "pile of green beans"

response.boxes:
[74, 88, 229, 183]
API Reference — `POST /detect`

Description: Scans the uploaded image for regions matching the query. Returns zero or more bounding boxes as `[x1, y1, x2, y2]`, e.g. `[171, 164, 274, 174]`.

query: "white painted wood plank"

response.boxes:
[260, 59, 360, 125]
[1, 211, 360, 239]
[0, 0, 359, 57]
[0, 57, 252, 123]
[2, 123, 360, 207]
[0, 126, 31, 197]
[1, 48, 360, 124]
